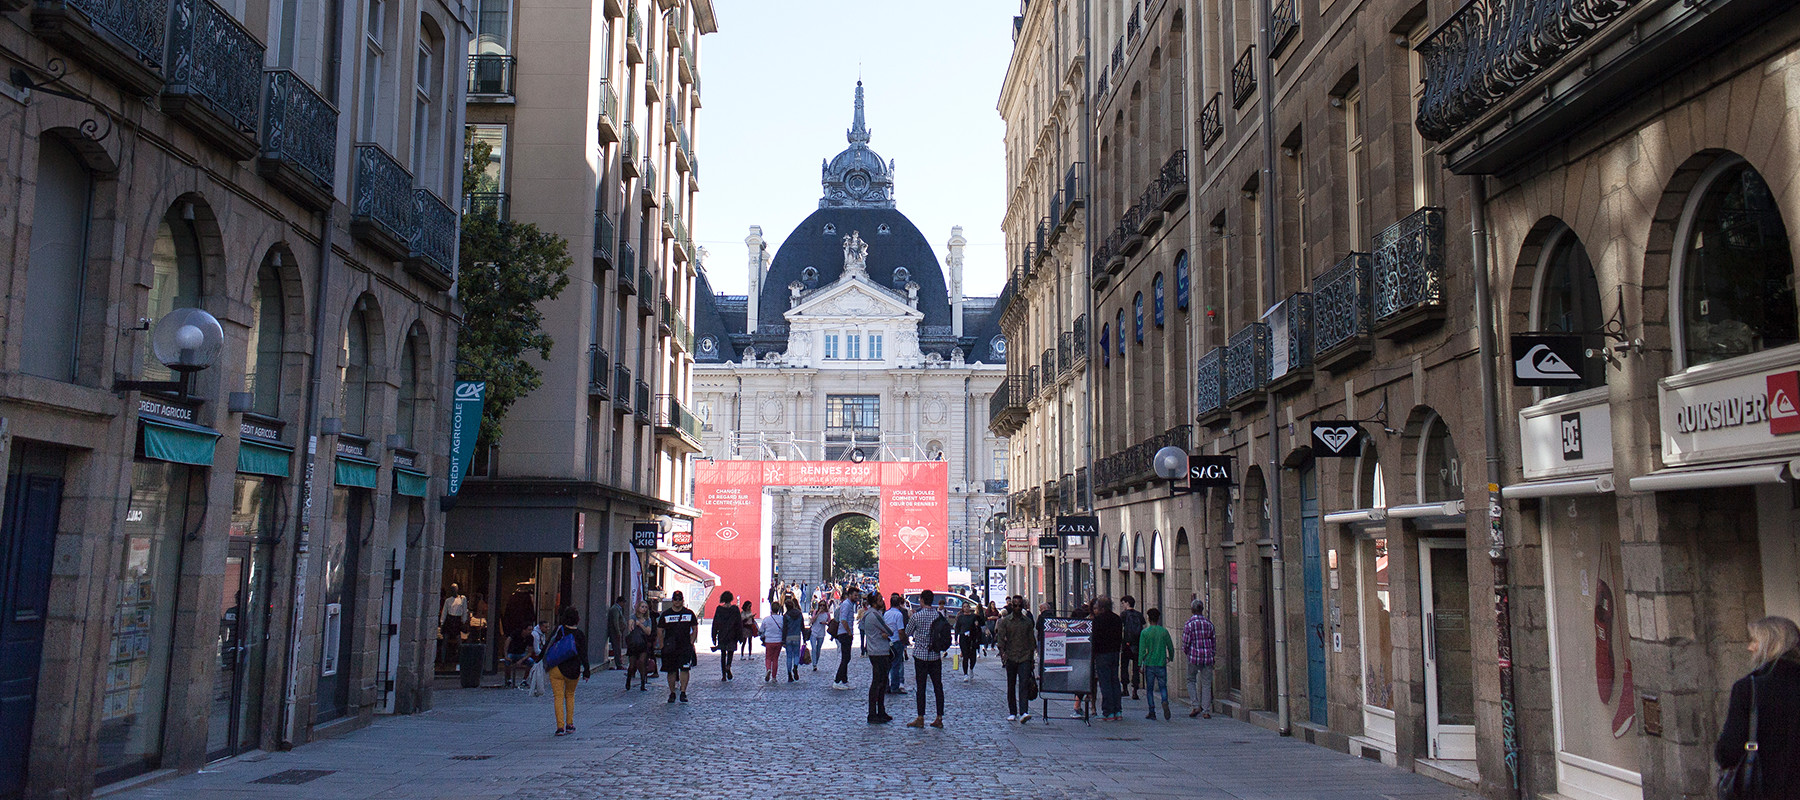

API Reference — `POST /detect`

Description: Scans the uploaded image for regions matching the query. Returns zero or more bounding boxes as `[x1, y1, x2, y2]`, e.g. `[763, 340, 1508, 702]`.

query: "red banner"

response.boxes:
[879, 461, 950, 601]
[691, 461, 765, 613]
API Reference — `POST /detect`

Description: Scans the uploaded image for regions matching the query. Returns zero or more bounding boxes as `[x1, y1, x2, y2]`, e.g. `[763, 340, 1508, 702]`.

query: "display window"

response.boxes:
[1543, 495, 1641, 798]
[1359, 536, 1394, 711]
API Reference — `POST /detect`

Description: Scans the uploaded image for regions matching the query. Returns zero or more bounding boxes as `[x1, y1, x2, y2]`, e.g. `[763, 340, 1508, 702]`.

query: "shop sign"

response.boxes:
[139, 397, 199, 424]
[334, 437, 369, 459]
[1055, 515, 1098, 538]
[1310, 421, 1366, 458]
[240, 418, 284, 444]
[1188, 455, 1234, 487]
[986, 566, 1008, 600]
[1038, 534, 1060, 550]
[1658, 347, 1800, 467]
[447, 381, 487, 497]
[392, 450, 417, 469]
[630, 521, 660, 549]
[1510, 334, 1587, 386]
[1520, 389, 1612, 480]
[1005, 538, 1032, 552]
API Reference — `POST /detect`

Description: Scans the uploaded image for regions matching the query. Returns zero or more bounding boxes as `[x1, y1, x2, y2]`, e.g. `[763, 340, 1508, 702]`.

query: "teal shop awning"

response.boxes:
[237, 440, 293, 478]
[140, 418, 220, 466]
[334, 457, 379, 489]
[394, 468, 429, 498]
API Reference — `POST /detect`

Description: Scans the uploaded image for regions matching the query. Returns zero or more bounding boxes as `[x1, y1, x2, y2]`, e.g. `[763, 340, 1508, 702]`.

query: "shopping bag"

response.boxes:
[801, 644, 812, 665]
[528, 660, 547, 697]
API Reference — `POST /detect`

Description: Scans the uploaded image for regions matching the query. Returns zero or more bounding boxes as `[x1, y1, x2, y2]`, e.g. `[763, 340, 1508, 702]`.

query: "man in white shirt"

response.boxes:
[439, 584, 468, 665]
[884, 594, 908, 694]
[833, 588, 861, 688]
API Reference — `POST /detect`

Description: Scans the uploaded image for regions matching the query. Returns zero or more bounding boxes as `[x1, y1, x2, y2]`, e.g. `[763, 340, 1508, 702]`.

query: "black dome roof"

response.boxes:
[755, 207, 950, 332]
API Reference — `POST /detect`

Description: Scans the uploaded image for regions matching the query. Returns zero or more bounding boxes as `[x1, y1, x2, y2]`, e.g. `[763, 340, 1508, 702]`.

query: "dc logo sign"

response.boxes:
[1311, 422, 1366, 458]
[456, 382, 486, 400]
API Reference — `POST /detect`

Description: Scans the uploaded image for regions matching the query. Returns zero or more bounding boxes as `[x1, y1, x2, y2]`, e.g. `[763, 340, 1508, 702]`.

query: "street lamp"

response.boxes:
[115, 308, 225, 398]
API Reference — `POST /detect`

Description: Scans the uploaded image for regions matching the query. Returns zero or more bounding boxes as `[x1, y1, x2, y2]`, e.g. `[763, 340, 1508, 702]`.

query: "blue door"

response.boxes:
[1300, 466, 1328, 724]
[1, 470, 62, 798]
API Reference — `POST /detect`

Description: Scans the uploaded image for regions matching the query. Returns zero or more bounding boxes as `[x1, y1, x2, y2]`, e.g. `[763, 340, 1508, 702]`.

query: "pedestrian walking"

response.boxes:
[542, 607, 590, 736]
[711, 590, 742, 681]
[860, 593, 894, 723]
[903, 589, 949, 728]
[1091, 597, 1124, 721]
[740, 600, 757, 657]
[885, 593, 909, 694]
[760, 602, 784, 682]
[607, 595, 628, 670]
[984, 600, 1000, 656]
[997, 596, 1035, 722]
[833, 587, 861, 688]
[1716, 615, 1800, 798]
[809, 599, 831, 672]
[1138, 607, 1173, 720]
[956, 602, 983, 681]
[782, 597, 805, 682]
[625, 601, 654, 691]
[656, 590, 699, 703]
[1119, 596, 1146, 700]
[1183, 598, 1216, 718]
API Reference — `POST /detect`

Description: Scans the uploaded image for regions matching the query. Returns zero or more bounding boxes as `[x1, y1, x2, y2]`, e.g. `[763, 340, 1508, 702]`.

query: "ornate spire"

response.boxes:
[848, 80, 871, 144]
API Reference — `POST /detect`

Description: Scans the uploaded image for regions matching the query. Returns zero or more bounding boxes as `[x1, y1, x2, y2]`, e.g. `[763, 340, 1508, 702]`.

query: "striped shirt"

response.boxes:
[1182, 614, 1216, 666]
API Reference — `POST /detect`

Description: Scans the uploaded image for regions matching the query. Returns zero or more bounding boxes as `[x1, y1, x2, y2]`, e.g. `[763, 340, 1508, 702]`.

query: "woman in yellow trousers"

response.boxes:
[543, 606, 591, 736]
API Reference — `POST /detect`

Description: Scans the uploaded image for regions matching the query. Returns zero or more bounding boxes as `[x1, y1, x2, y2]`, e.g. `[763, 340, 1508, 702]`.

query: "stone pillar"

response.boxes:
[746, 226, 765, 333]
[948, 225, 966, 337]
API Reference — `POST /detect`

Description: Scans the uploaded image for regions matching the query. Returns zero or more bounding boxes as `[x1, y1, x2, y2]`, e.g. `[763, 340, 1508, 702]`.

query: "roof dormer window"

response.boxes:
[892, 267, 910, 288]
[823, 223, 836, 236]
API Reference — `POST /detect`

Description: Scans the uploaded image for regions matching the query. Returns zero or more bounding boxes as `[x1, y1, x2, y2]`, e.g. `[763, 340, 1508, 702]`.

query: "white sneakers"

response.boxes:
[832, 681, 852, 691]
[1019, 711, 1033, 723]
[1006, 714, 1018, 721]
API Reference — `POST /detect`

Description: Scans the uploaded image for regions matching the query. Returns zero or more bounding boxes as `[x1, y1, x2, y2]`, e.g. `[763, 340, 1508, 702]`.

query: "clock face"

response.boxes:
[991, 336, 1007, 357]
[846, 171, 870, 195]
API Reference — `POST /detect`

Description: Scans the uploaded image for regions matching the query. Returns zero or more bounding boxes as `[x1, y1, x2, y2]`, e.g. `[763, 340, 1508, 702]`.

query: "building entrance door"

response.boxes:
[1300, 466, 1328, 724]
[1, 458, 63, 798]
[1420, 539, 1476, 760]
[207, 537, 271, 759]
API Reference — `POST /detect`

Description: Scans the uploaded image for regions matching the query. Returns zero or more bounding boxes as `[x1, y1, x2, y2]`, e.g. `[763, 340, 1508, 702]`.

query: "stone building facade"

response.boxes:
[0, 0, 467, 796]
[443, 0, 712, 663]
[692, 85, 1009, 585]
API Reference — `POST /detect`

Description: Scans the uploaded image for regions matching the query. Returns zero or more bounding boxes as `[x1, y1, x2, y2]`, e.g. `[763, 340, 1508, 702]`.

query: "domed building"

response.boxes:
[690, 83, 1011, 585]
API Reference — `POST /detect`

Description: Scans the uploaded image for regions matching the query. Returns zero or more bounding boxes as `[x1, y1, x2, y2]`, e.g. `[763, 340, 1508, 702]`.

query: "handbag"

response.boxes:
[1717, 670, 1763, 800]
[527, 660, 547, 696]
[1022, 668, 1039, 703]
[542, 628, 578, 668]
[801, 644, 812, 665]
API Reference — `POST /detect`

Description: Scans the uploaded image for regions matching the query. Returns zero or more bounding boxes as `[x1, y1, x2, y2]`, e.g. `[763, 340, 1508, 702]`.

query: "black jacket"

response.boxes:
[1092, 611, 1124, 655]
[545, 625, 590, 680]
[1717, 655, 1800, 798]
[712, 604, 742, 646]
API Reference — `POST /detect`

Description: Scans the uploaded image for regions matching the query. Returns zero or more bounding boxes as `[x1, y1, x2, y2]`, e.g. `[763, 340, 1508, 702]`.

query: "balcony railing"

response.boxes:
[1271, 0, 1300, 57]
[613, 364, 633, 412]
[36, 0, 172, 95]
[467, 54, 516, 97]
[1058, 331, 1073, 376]
[409, 189, 458, 285]
[638, 264, 656, 314]
[1073, 314, 1089, 360]
[351, 143, 414, 260]
[1232, 46, 1257, 109]
[1111, 38, 1124, 72]
[1040, 348, 1055, 386]
[1063, 163, 1085, 216]
[588, 346, 611, 397]
[636, 381, 652, 423]
[1127, 3, 1142, 41]
[164, 0, 264, 156]
[1048, 190, 1066, 240]
[597, 80, 620, 143]
[1196, 346, 1225, 418]
[641, 157, 658, 202]
[1267, 291, 1314, 384]
[594, 212, 616, 268]
[625, 4, 643, 63]
[464, 191, 508, 221]
[1095, 425, 1194, 492]
[656, 394, 703, 445]
[1370, 207, 1447, 335]
[1224, 323, 1270, 405]
[258, 69, 337, 208]
[670, 306, 694, 353]
[1096, 65, 1110, 98]
[1043, 480, 1060, 517]
[617, 242, 638, 294]
[645, 51, 662, 98]
[1200, 93, 1223, 149]
[1154, 150, 1188, 211]
[621, 127, 639, 177]
[1313, 252, 1373, 365]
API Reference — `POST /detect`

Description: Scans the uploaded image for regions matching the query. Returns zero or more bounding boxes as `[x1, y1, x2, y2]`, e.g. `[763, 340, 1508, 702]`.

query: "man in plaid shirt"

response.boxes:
[1182, 598, 1216, 718]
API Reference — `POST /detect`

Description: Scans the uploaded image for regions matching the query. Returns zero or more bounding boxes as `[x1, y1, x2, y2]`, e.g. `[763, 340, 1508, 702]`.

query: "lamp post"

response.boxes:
[114, 308, 226, 397]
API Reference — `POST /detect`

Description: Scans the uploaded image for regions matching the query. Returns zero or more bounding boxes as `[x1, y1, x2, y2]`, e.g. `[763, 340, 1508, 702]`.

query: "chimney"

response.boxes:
[947, 225, 966, 337]
[746, 226, 765, 333]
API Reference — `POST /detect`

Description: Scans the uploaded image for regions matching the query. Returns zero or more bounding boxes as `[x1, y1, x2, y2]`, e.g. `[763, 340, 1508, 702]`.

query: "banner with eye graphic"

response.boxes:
[878, 461, 950, 601]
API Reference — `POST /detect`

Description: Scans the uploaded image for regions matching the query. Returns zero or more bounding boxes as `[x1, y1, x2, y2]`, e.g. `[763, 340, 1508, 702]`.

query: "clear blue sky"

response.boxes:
[693, 1, 1015, 298]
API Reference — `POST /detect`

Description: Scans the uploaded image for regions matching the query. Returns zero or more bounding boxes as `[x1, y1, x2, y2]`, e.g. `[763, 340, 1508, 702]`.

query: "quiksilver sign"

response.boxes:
[1672, 390, 1769, 434]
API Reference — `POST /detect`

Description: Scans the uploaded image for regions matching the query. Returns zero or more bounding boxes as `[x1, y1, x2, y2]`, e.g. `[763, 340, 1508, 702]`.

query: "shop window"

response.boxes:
[23, 137, 93, 382]
[1418, 413, 1462, 504]
[341, 305, 373, 435]
[1152, 273, 1166, 327]
[1359, 536, 1393, 711]
[1355, 440, 1386, 510]
[1174, 251, 1190, 310]
[1533, 228, 1606, 396]
[144, 209, 204, 383]
[1543, 495, 1640, 780]
[246, 258, 285, 416]
[395, 327, 424, 447]
[1679, 159, 1797, 368]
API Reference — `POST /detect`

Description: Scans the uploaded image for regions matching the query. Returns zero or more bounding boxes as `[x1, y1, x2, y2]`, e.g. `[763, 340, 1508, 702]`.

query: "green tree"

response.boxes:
[456, 134, 572, 445]
[831, 516, 879, 577]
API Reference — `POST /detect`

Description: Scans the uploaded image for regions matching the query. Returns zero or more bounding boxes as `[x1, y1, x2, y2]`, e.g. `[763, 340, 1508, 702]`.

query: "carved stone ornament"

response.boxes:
[759, 395, 785, 424]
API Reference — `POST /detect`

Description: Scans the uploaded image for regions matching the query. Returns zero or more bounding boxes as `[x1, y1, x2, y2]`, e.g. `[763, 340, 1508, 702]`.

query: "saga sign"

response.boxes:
[1187, 455, 1233, 487]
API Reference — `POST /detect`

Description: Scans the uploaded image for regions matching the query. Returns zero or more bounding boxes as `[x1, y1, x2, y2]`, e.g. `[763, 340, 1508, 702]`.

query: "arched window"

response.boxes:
[1152, 273, 1166, 327]
[1533, 227, 1605, 395]
[145, 208, 205, 382]
[1355, 441, 1386, 510]
[246, 255, 286, 416]
[1679, 159, 1796, 367]
[341, 304, 373, 434]
[1174, 251, 1191, 310]
[1132, 533, 1144, 570]
[1150, 530, 1165, 572]
[1118, 534, 1129, 569]
[1116, 309, 1126, 355]
[23, 137, 94, 382]
[1417, 412, 1462, 503]
[1100, 324, 1111, 366]
[1099, 535, 1111, 568]
[1133, 293, 1145, 343]
[395, 327, 424, 447]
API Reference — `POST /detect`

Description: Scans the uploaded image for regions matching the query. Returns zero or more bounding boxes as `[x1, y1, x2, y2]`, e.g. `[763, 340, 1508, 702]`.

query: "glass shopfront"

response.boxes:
[207, 475, 277, 760]
[1358, 535, 1396, 748]
[316, 485, 368, 722]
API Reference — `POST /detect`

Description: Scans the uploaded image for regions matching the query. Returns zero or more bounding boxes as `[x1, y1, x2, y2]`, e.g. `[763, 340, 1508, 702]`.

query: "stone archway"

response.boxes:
[811, 497, 880, 583]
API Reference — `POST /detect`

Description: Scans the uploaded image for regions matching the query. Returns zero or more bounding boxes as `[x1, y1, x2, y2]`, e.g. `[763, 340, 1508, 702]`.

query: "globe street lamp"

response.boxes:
[114, 308, 226, 399]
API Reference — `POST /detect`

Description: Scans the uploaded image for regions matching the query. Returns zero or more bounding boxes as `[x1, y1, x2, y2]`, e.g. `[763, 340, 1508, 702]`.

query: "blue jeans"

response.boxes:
[785, 640, 802, 672]
[1143, 665, 1168, 712]
[1094, 651, 1122, 717]
[888, 641, 907, 689]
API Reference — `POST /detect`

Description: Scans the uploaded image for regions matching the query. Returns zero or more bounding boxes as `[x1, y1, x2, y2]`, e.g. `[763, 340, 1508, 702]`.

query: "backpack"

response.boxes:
[1122, 609, 1146, 641]
[929, 613, 952, 654]
[542, 628, 578, 668]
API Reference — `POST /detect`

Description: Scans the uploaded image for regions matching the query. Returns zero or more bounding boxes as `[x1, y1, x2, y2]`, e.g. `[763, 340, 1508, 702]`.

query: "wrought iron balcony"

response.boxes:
[1034, 219, 1049, 265]
[655, 394, 703, 450]
[351, 143, 415, 261]
[258, 69, 337, 209]
[597, 80, 620, 143]
[613, 364, 633, 413]
[636, 381, 652, 423]
[1040, 348, 1055, 388]
[1200, 93, 1223, 149]
[163, 0, 264, 158]
[588, 346, 611, 398]
[1224, 323, 1270, 406]
[34, 0, 172, 96]
[996, 278, 1017, 319]
[1118, 205, 1147, 256]
[625, 5, 643, 63]
[1096, 65, 1110, 98]
[1313, 252, 1374, 369]
[1196, 346, 1225, 418]
[1063, 163, 1085, 217]
[1271, 0, 1300, 57]
[1266, 291, 1314, 387]
[1058, 331, 1073, 376]
[1232, 46, 1257, 109]
[617, 242, 638, 294]
[1048, 190, 1066, 240]
[594, 212, 616, 268]
[464, 191, 508, 221]
[1111, 38, 1124, 72]
[1155, 149, 1188, 211]
[467, 54, 515, 97]
[621, 127, 640, 177]
[1073, 314, 1089, 360]
[1127, 3, 1142, 41]
[1370, 206, 1447, 337]
[408, 189, 458, 288]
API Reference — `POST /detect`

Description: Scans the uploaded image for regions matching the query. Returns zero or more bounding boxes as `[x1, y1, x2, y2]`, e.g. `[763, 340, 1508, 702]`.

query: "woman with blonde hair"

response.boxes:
[1716, 615, 1799, 798]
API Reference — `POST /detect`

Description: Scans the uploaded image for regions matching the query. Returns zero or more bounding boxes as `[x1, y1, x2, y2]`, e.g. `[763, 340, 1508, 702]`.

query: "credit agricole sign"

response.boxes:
[1659, 345, 1800, 467]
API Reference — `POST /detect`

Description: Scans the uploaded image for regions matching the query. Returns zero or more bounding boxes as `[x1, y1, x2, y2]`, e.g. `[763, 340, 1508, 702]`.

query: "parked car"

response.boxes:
[903, 590, 984, 618]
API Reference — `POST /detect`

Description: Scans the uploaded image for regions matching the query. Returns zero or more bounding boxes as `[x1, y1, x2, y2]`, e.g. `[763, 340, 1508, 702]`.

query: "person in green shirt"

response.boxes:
[1138, 607, 1174, 720]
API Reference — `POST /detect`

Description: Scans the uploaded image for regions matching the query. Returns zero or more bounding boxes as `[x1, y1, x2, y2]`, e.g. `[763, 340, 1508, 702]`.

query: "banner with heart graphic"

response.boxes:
[692, 460, 768, 612]
[1311, 421, 1367, 458]
[879, 461, 950, 601]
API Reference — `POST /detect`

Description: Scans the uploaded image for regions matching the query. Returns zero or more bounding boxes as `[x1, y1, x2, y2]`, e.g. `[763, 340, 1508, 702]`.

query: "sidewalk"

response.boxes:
[118, 640, 1477, 800]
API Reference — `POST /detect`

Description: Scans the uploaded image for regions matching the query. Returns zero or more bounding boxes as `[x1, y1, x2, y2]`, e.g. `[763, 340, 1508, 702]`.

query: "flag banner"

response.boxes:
[879, 461, 950, 601]
[447, 381, 486, 496]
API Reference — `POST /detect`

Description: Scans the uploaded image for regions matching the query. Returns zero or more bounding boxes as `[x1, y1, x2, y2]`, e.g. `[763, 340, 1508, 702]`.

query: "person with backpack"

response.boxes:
[833, 588, 861, 688]
[1138, 607, 1174, 720]
[541, 607, 590, 736]
[710, 590, 742, 682]
[996, 595, 1036, 722]
[655, 590, 700, 703]
[903, 588, 950, 728]
[782, 597, 806, 682]
[956, 602, 983, 682]
[625, 601, 654, 691]
[1119, 595, 1147, 701]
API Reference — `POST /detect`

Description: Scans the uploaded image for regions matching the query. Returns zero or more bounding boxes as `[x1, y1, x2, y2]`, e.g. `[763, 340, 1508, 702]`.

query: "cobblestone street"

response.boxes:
[120, 639, 1476, 800]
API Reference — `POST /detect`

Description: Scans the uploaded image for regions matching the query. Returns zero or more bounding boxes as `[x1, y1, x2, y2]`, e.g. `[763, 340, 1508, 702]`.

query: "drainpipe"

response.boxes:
[1078, 0, 1095, 612]
[1255, 0, 1291, 736]
[1468, 176, 1523, 797]
[280, 0, 346, 748]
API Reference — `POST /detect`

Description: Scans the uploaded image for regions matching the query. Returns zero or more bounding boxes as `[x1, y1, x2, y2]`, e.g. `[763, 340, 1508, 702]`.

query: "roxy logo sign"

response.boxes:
[1311, 422, 1365, 458]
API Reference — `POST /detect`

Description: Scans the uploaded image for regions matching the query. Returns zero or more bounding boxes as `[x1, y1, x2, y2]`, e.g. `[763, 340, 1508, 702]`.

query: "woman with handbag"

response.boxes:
[625, 601, 654, 691]
[542, 607, 589, 737]
[1716, 615, 1800, 799]
[783, 597, 806, 682]
[809, 599, 831, 672]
